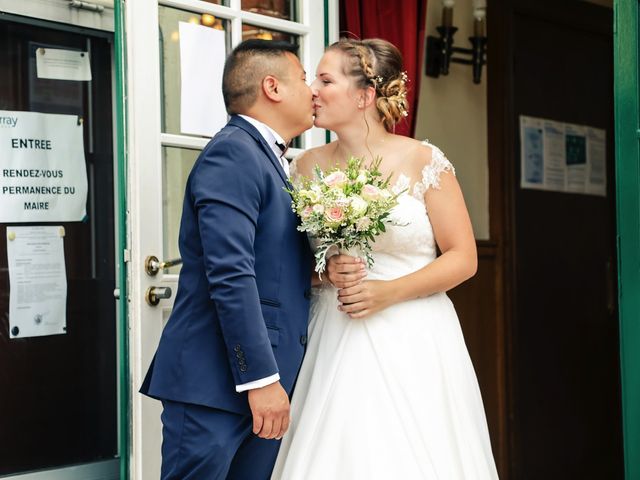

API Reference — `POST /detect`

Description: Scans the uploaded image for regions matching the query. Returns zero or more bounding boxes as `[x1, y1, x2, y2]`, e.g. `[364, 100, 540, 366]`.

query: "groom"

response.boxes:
[141, 40, 315, 479]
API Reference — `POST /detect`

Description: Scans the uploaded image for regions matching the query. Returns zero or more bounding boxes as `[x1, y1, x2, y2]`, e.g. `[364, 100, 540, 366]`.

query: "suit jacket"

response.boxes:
[141, 115, 312, 415]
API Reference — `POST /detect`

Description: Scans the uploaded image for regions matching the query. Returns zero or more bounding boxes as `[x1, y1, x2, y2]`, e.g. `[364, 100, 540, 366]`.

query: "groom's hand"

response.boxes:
[326, 255, 367, 288]
[248, 381, 290, 440]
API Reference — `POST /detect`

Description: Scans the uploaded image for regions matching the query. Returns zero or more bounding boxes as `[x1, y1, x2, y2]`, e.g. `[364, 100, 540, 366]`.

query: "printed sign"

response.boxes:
[7, 226, 67, 339]
[0, 110, 88, 222]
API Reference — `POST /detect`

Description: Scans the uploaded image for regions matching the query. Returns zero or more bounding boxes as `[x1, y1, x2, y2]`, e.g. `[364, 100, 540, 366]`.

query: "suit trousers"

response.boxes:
[161, 399, 282, 480]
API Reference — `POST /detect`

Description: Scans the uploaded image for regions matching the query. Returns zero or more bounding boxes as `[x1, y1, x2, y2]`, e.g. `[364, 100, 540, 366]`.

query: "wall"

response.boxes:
[414, 0, 489, 239]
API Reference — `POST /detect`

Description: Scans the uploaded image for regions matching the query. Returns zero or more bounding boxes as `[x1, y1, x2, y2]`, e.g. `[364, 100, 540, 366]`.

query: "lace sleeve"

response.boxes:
[415, 141, 455, 197]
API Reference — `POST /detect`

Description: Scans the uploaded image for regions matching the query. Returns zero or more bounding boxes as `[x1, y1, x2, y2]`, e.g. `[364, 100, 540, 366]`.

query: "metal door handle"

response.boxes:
[145, 255, 183, 276]
[145, 286, 173, 306]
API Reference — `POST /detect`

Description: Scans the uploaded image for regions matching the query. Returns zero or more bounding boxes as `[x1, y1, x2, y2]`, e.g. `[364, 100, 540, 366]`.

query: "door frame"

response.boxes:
[613, 1, 640, 478]
[113, 1, 129, 479]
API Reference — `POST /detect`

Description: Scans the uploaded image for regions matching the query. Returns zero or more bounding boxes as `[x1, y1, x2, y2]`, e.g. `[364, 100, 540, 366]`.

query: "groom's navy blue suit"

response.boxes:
[141, 115, 311, 479]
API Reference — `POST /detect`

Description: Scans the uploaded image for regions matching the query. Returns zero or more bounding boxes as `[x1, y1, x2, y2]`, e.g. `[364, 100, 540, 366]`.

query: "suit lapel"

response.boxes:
[228, 115, 289, 187]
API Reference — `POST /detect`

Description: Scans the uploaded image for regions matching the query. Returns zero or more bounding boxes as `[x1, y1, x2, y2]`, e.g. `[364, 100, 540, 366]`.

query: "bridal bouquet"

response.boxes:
[287, 156, 401, 275]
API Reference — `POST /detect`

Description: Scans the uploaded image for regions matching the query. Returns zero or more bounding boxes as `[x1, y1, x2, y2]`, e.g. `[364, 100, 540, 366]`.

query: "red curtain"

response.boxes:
[339, 0, 428, 137]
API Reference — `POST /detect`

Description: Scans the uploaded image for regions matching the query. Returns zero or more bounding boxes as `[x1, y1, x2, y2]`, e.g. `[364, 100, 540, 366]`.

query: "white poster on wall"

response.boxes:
[179, 22, 227, 137]
[520, 115, 606, 196]
[0, 110, 88, 222]
[7, 226, 67, 339]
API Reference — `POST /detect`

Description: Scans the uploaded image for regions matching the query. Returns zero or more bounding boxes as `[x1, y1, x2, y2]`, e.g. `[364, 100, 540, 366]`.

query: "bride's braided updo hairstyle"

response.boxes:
[328, 38, 409, 131]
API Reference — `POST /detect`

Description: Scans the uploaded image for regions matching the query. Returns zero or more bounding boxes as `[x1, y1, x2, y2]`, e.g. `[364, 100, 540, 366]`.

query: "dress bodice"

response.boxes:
[293, 141, 455, 281]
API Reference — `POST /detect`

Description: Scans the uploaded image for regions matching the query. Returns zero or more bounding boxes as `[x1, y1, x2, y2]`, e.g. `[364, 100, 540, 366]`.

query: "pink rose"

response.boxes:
[323, 171, 348, 188]
[361, 184, 382, 201]
[301, 206, 314, 218]
[325, 206, 345, 223]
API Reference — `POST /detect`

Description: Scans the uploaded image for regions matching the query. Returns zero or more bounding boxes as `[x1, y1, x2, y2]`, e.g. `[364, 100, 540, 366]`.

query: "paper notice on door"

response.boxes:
[7, 226, 67, 339]
[520, 116, 607, 196]
[565, 123, 588, 194]
[542, 120, 566, 191]
[179, 22, 227, 137]
[36, 48, 92, 81]
[520, 116, 545, 190]
[0, 110, 88, 222]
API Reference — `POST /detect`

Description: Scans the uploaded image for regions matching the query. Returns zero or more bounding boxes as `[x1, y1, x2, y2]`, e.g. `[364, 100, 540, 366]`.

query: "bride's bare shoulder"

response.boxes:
[292, 142, 335, 178]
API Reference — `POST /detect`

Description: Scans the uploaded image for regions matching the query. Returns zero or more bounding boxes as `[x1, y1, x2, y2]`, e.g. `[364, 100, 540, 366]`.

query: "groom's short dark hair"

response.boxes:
[223, 39, 299, 115]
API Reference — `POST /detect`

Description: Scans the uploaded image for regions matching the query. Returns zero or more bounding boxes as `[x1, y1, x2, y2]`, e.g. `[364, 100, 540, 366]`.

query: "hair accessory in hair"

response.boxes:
[370, 75, 384, 87]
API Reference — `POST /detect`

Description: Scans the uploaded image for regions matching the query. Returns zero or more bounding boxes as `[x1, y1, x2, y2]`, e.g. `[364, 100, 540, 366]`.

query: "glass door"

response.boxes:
[124, 1, 327, 477]
[0, 11, 119, 480]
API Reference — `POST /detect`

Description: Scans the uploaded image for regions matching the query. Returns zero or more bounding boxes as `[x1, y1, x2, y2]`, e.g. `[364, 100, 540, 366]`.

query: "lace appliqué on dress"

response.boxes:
[288, 154, 300, 180]
[391, 173, 411, 196]
[412, 141, 455, 202]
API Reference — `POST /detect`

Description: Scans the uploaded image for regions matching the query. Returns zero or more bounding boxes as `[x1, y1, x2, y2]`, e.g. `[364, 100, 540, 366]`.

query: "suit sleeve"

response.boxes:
[191, 139, 278, 386]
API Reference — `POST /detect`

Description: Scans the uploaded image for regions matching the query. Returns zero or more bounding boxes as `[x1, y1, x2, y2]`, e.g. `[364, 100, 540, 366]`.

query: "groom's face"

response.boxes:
[277, 52, 315, 136]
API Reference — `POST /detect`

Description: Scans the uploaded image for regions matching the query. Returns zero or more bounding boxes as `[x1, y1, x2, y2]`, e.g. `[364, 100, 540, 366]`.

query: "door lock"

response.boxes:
[145, 286, 173, 306]
[144, 255, 183, 276]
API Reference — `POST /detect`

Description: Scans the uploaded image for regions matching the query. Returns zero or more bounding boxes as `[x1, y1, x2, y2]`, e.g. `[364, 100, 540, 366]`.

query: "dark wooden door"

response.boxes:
[0, 17, 117, 475]
[507, 1, 623, 478]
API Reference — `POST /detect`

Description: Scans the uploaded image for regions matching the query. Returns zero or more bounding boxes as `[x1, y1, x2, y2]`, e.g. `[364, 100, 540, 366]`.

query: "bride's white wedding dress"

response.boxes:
[272, 142, 499, 479]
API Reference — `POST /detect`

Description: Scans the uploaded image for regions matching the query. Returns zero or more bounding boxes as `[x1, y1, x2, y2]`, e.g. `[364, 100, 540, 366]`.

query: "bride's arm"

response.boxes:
[337, 171, 476, 319]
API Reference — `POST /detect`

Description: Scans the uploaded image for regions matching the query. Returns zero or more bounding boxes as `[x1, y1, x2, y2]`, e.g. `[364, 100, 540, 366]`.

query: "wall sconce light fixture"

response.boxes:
[425, 0, 487, 84]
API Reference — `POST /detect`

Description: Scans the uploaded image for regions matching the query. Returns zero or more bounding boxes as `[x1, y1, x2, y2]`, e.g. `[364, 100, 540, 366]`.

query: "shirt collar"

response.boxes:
[238, 114, 286, 158]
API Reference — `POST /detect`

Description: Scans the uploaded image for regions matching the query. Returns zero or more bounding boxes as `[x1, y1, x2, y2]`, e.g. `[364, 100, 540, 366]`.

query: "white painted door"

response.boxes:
[124, 1, 332, 477]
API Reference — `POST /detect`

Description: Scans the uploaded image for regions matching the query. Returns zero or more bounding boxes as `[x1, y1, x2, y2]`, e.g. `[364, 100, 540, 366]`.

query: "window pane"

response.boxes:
[241, 0, 296, 22]
[242, 23, 297, 43]
[159, 6, 230, 137]
[162, 146, 200, 274]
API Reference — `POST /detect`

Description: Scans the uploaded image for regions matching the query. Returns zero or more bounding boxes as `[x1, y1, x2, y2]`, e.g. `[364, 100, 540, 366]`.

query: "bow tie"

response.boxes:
[275, 140, 289, 157]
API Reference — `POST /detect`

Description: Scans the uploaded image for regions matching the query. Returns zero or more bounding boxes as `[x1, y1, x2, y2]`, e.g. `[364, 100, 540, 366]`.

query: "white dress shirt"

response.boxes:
[238, 114, 290, 177]
[235, 115, 287, 392]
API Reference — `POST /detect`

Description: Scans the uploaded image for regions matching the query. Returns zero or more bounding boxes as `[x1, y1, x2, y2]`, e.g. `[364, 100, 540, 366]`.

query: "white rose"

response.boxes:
[349, 195, 368, 216]
[309, 185, 322, 203]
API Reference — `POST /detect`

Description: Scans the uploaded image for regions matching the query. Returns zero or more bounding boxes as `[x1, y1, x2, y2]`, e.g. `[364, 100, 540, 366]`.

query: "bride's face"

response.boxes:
[311, 50, 362, 130]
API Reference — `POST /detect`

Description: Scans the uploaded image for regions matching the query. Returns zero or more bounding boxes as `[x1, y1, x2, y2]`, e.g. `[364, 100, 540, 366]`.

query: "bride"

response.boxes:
[272, 38, 499, 479]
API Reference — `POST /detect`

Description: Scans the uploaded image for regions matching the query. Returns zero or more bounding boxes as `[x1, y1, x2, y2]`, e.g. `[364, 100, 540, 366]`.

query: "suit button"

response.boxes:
[303, 289, 311, 299]
[240, 365, 247, 372]
[234, 344, 241, 352]
[300, 335, 307, 345]
[238, 358, 246, 366]
[236, 351, 244, 358]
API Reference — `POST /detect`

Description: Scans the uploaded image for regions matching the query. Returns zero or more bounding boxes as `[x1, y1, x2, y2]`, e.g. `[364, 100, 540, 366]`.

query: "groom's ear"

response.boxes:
[262, 75, 282, 102]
